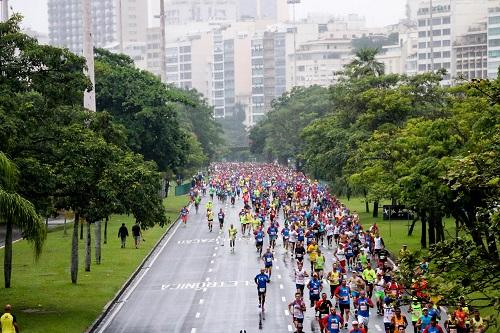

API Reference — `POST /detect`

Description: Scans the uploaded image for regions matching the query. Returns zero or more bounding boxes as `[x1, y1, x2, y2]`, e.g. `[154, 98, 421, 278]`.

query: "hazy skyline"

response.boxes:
[9, 0, 406, 33]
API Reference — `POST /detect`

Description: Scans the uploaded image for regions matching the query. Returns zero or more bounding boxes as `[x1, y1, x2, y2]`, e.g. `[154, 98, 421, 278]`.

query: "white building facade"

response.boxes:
[488, 2, 500, 78]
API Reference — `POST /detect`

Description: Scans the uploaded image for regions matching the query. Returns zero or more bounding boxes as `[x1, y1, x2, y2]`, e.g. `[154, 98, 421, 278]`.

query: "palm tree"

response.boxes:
[0, 152, 46, 288]
[344, 48, 385, 79]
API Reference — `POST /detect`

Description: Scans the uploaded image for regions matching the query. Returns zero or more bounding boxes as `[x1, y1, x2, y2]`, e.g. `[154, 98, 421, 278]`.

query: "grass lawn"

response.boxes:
[0, 189, 187, 333]
[339, 197, 458, 255]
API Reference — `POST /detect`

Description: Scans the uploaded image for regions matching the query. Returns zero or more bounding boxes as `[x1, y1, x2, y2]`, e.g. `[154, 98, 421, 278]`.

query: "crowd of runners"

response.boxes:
[181, 163, 488, 333]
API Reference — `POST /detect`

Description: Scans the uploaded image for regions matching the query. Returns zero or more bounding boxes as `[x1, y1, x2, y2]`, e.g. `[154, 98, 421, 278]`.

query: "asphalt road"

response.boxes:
[95, 196, 421, 333]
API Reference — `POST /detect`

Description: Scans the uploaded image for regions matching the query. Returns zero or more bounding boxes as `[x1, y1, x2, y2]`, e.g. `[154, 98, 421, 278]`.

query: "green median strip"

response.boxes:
[0, 194, 187, 333]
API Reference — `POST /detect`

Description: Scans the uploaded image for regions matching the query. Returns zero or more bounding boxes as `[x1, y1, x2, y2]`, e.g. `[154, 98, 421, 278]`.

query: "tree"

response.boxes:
[343, 48, 385, 79]
[0, 152, 46, 288]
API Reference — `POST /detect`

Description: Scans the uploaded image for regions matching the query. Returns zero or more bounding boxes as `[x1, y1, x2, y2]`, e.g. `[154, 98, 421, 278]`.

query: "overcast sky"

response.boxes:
[8, 0, 406, 33]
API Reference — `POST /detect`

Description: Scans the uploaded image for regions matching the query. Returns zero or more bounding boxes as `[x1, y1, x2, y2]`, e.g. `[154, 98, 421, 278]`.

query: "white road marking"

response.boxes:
[276, 266, 279, 270]
[203, 288, 207, 292]
[199, 299, 204, 304]
[208, 268, 212, 272]
[96, 221, 183, 333]
[278, 274, 282, 279]
[191, 328, 197, 333]
[375, 324, 382, 331]
[280, 284, 284, 289]
[288, 325, 293, 332]
[195, 312, 200, 318]
[212, 253, 216, 257]
[205, 277, 210, 282]
[281, 296, 286, 302]
[210, 260, 214, 264]
[284, 310, 290, 316]
[215, 247, 218, 250]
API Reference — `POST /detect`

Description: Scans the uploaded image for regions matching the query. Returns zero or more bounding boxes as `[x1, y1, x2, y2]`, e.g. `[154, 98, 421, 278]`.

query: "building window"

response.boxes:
[433, 30, 442, 36]
[419, 42, 426, 49]
[488, 27, 500, 36]
[418, 19, 427, 27]
[489, 39, 500, 47]
[488, 16, 500, 25]
[442, 28, 450, 35]
[442, 51, 450, 58]
[419, 53, 427, 60]
[418, 31, 427, 38]
[442, 16, 451, 24]
[442, 40, 451, 46]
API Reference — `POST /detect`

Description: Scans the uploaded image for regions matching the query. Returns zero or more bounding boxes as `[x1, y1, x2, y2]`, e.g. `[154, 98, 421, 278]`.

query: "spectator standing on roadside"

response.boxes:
[131, 222, 143, 249]
[1, 304, 20, 333]
[118, 223, 129, 248]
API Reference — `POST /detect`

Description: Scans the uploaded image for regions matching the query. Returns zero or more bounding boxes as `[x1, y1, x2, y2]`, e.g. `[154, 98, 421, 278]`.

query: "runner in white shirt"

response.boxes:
[289, 228, 298, 255]
[326, 223, 334, 248]
[294, 261, 309, 296]
[333, 224, 340, 245]
[383, 299, 395, 333]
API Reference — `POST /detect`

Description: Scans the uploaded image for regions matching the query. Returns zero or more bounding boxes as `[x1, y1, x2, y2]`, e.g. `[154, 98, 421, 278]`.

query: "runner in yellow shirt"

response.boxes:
[0, 304, 19, 333]
[228, 224, 238, 253]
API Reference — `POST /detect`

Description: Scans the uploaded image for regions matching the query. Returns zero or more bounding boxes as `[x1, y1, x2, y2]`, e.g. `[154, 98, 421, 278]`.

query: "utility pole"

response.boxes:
[429, 0, 434, 72]
[287, 0, 300, 88]
[1, 0, 8, 22]
[82, 0, 96, 111]
[159, 0, 167, 82]
[118, 0, 123, 53]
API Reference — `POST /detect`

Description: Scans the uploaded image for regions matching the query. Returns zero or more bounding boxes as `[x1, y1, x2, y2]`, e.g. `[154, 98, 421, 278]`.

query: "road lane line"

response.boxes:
[191, 328, 197, 333]
[284, 310, 290, 316]
[215, 247, 218, 250]
[203, 288, 207, 292]
[195, 312, 200, 318]
[288, 325, 293, 332]
[212, 253, 216, 257]
[278, 274, 282, 279]
[205, 277, 210, 282]
[96, 220, 182, 332]
[282, 296, 286, 302]
[280, 284, 284, 289]
[210, 260, 214, 264]
[208, 268, 212, 272]
[199, 299, 204, 305]
[276, 266, 279, 270]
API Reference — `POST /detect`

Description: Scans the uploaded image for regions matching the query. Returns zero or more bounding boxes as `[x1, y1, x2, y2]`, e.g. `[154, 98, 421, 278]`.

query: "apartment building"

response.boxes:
[415, 0, 489, 85]
[453, 22, 488, 80]
[488, 2, 500, 78]
[48, 0, 147, 54]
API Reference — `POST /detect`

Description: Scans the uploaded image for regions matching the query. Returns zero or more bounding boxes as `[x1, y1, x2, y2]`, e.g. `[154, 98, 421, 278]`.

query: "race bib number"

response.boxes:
[259, 287, 266, 292]
[331, 323, 339, 330]
[391, 290, 397, 295]
[297, 254, 303, 258]
[313, 289, 319, 295]
[360, 305, 368, 311]
[257, 237, 263, 242]
[266, 257, 272, 263]
[449, 330, 457, 333]
[342, 296, 348, 301]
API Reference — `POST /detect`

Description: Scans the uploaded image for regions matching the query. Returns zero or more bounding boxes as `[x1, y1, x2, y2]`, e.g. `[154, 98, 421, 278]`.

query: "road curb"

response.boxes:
[86, 204, 187, 333]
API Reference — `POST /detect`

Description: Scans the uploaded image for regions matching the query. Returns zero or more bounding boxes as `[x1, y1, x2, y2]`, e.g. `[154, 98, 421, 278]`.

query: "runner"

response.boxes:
[255, 227, 265, 256]
[307, 273, 322, 308]
[321, 307, 344, 333]
[289, 292, 307, 333]
[206, 209, 214, 232]
[180, 206, 189, 226]
[355, 290, 374, 332]
[254, 268, 270, 311]
[391, 308, 409, 333]
[262, 248, 274, 280]
[228, 224, 237, 253]
[383, 298, 395, 333]
[316, 293, 333, 333]
[327, 263, 342, 300]
[335, 279, 352, 328]
[294, 261, 309, 297]
[194, 194, 201, 213]
[217, 208, 225, 230]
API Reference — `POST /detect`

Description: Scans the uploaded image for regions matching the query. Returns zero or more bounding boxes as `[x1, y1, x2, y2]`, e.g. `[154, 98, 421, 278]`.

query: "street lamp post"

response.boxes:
[82, 0, 96, 112]
[287, 0, 301, 88]
[1, 0, 8, 22]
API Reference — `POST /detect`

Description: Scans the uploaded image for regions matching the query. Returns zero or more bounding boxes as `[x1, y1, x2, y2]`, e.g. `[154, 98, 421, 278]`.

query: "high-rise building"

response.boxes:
[238, 0, 288, 21]
[487, 2, 500, 78]
[415, 0, 489, 85]
[453, 22, 488, 80]
[163, 0, 238, 24]
[48, 0, 147, 54]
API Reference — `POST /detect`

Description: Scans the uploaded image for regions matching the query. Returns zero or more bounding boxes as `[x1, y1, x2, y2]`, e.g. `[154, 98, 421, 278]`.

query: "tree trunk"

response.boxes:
[363, 190, 369, 213]
[455, 219, 459, 239]
[408, 217, 418, 236]
[484, 229, 499, 261]
[104, 216, 108, 245]
[71, 212, 79, 284]
[435, 215, 445, 242]
[85, 221, 91, 272]
[95, 220, 101, 264]
[46, 217, 49, 231]
[4, 219, 13, 288]
[80, 219, 83, 240]
[165, 179, 170, 198]
[420, 213, 427, 249]
[372, 201, 379, 218]
[391, 198, 397, 205]
[428, 211, 436, 246]
[64, 217, 67, 236]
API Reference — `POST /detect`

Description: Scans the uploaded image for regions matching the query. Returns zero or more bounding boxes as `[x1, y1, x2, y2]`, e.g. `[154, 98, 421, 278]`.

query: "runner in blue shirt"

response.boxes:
[262, 248, 274, 280]
[354, 290, 374, 330]
[255, 268, 270, 310]
[322, 307, 344, 333]
[255, 228, 265, 256]
[335, 279, 352, 328]
[267, 224, 278, 249]
[307, 273, 323, 307]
